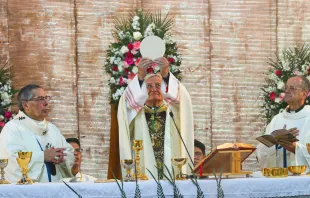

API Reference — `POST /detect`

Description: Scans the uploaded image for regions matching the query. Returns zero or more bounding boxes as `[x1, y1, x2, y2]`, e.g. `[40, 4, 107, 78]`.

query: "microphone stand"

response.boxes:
[169, 111, 195, 167]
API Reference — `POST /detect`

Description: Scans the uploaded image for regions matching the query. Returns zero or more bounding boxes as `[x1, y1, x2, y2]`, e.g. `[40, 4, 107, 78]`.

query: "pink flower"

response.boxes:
[123, 61, 129, 68]
[275, 70, 282, 76]
[270, 92, 276, 101]
[119, 77, 126, 86]
[127, 43, 134, 50]
[125, 52, 134, 65]
[4, 111, 12, 119]
[294, 71, 302, 76]
[0, 122, 5, 127]
[133, 41, 141, 50]
[279, 93, 285, 100]
[128, 73, 136, 80]
[135, 58, 141, 66]
[151, 62, 157, 69]
[131, 49, 137, 55]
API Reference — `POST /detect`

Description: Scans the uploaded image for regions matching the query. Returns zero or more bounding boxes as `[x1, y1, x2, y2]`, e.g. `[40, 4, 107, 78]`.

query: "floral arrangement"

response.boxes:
[261, 45, 310, 124]
[0, 65, 18, 131]
[104, 10, 182, 103]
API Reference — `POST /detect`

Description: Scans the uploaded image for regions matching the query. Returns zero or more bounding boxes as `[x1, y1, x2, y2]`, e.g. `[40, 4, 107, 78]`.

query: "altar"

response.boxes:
[1, 176, 310, 198]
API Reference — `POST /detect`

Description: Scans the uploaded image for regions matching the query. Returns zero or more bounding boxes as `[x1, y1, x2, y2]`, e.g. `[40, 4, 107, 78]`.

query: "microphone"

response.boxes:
[169, 111, 195, 167]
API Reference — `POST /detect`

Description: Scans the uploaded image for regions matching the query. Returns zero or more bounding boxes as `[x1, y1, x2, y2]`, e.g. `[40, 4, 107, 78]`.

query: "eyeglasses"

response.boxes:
[27, 95, 51, 102]
[194, 152, 203, 157]
[284, 86, 304, 92]
[74, 148, 83, 153]
[146, 83, 161, 90]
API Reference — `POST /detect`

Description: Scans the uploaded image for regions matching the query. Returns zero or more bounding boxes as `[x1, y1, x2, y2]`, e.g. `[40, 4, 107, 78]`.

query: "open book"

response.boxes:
[256, 134, 298, 147]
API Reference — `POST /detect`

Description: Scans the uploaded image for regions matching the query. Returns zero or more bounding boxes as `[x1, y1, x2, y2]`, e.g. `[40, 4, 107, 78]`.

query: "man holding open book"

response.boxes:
[257, 76, 310, 170]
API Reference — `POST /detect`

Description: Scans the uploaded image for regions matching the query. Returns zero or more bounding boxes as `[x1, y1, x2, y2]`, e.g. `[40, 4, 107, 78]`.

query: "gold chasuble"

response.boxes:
[144, 104, 167, 179]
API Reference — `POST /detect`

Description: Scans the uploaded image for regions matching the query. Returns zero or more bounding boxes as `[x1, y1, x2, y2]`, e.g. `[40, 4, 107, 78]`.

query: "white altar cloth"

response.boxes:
[1, 177, 310, 198]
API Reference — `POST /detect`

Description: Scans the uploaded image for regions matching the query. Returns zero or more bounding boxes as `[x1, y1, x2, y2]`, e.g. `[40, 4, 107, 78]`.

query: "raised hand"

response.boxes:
[137, 58, 152, 80]
[153, 57, 169, 78]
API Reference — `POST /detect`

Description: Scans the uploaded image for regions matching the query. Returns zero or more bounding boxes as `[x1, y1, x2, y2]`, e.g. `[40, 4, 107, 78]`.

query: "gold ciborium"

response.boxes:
[121, 159, 135, 182]
[16, 152, 33, 184]
[288, 165, 306, 176]
[171, 157, 187, 180]
[262, 167, 288, 177]
[132, 140, 148, 180]
[0, 159, 10, 184]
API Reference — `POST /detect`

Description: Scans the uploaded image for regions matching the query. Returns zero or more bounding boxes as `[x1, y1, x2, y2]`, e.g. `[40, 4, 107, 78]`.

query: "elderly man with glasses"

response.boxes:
[118, 57, 194, 179]
[0, 84, 75, 183]
[257, 76, 310, 171]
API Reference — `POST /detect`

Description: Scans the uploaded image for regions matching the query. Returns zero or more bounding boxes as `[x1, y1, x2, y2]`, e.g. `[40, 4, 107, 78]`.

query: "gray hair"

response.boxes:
[144, 73, 162, 82]
[297, 76, 310, 92]
[17, 84, 42, 111]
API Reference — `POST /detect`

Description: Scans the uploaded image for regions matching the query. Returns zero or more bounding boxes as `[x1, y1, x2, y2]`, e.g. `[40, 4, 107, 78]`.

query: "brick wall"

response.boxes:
[1, 0, 310, 178]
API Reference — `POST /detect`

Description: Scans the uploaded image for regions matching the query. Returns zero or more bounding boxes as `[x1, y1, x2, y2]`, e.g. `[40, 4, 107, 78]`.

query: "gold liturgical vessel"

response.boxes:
[121, 159, 135, 181]
[171, 157, 187, 180]
[132, 140, 148, 180]
[0, 159, 10, 184]
[16, 152, 34, 184]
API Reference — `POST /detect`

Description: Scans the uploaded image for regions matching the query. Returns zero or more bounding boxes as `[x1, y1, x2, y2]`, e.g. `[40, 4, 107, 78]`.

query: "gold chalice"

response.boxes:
[0, 159, 10, 184]
[16, 152, 33, 184]
[288, 165, 306, 176]
[121, 159, 135, 182]
[132, 140, 148, 180]
[171, 157, 187, 180]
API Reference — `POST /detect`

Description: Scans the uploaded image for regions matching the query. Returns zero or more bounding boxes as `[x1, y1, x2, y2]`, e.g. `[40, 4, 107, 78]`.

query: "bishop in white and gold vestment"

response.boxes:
[118, 69, 194, 179]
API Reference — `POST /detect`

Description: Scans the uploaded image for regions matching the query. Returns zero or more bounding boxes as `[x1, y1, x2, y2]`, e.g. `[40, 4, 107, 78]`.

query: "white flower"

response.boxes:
[109, 56, 115, 64]
[112, 93, 119, 101]
[0, 115, 4, 121]
[133, 32, 142, 40]
[1, 92, 9, 100]
[164, 34, 174, 44]
[110, 77, 116, 84]
[133, 16, 139, 21]
[144, 23, 156, 37]
[132, 16, 140, 30]
[277, 81, 285, 90]
[170, 65, 176, 72]
[132, 66, 138, 74]
[117, 63, 124, 72]
[154, 66, 160, 73]
[120, 46, 129, 54]
[282, 62, 290, 71]
[118, 31, 124, 39]
[275, 97, 281, 103]
[268, 73, 279, 82]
